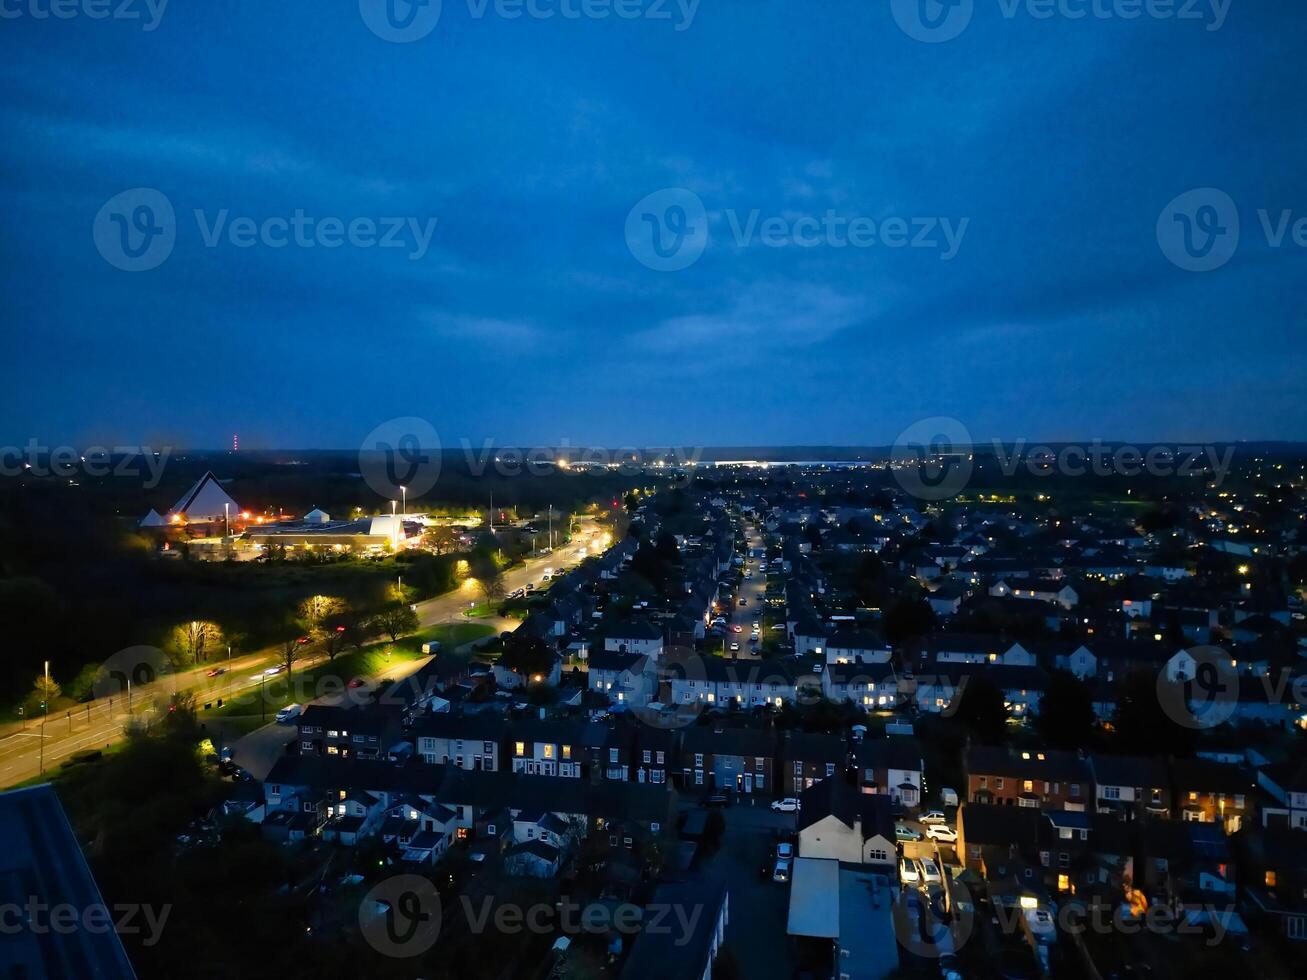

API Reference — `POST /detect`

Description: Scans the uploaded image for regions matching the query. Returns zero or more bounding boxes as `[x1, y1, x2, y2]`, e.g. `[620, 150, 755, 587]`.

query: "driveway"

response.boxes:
[688, 800, 797, 978]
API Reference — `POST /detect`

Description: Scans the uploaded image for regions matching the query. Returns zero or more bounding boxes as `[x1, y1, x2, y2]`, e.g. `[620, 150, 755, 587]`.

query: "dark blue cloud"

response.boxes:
[1, 0, 1303, 449]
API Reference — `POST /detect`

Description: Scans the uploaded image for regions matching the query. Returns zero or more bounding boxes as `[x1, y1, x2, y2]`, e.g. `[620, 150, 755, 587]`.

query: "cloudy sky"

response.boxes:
[2, 0, 1303, 450]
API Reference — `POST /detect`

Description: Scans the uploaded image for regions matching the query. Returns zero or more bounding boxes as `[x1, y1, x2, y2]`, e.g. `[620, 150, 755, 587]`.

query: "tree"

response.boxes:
[952, 673, 1008, 742]
[1035, 670, 1097, 749]
[166, 620, 224, 667]
[277, 633, 309, 677]
[469, 557, 505, 604]
[29, 672, 60, 715]
[1113, 670, 1197, 757]
[500, 632, 555, 682]
[370, 603, 419, 643]
[423, 525, 461, 556]
[883, 597, 936, 648]
[297, 595, 345, 637]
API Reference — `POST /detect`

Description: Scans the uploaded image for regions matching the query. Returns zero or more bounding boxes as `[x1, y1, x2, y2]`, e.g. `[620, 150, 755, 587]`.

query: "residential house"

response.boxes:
[681, 727, 776, 796]
[604, 618, 664, 659]
[620, 878, 729, 980]
[822, 660, 900, 710]
[1258, 759, 1307, 831]
[797, 777, 896, 868]
[1089, 754, 1171, 820]
[855, 736, 925, 808]
[956, 802, 1042, 874]
[785, 732, 847, 795]
[297, 704, 402, 760]
[824, 629, 891, 665]
[966, 746, 1092, 811]
[1242, 828, 1307, 942]
[413, 712, 505, 770]
[509, 719, 591, 778]
[1172, 757, 1254, 833]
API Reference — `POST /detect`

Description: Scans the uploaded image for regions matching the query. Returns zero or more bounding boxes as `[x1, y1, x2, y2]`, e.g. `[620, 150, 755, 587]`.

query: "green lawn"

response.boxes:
[413, 622, 496, 648]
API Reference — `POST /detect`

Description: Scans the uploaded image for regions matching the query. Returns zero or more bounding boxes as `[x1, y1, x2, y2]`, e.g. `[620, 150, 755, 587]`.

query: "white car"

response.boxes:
[899, 858, 920, 885]
[263, 665, 286, 677]
[274, 703, 301, 723]
[926, 824, 958, 844]
[770, 798, 801, 813]
[920, 810, 948, 824]
[729, 642, 740, 652]
[776, 842, 794, 860]
[773, 858, 791, 883]
[920, 858, 942, 887]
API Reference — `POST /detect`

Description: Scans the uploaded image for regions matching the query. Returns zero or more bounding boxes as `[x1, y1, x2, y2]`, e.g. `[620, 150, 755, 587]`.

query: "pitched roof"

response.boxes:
[797, 777, 893, 840]
[169, 470, 241, 520]
[0, 786, 137, 979]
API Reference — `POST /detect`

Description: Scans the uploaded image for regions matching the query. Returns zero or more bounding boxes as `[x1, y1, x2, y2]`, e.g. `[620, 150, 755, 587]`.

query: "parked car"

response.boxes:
[920, 810, 948, 824]
[275, 703, 302, 723]
[926, 825, 958, 843]
[776, 842, 794, 860]
[770, 797, 801, 813]
[772, 858, 791, 883]
[899, 858, 920, 885]
[920, 858, 942, 887]
[896, 823, 923, 842]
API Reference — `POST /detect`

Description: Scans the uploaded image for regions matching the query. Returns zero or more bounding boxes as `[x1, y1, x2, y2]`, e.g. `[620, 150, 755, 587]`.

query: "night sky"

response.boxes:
[2, 0, 1304, 450]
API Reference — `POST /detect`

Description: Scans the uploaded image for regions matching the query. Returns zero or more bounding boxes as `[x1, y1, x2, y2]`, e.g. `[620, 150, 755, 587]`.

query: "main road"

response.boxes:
[0, 520, 608, 788]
